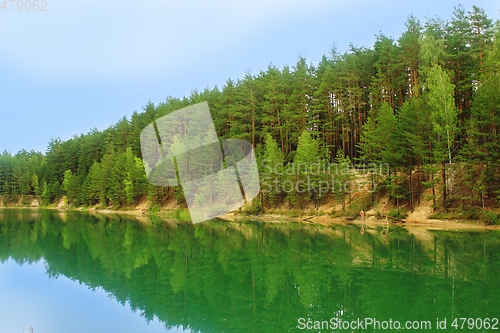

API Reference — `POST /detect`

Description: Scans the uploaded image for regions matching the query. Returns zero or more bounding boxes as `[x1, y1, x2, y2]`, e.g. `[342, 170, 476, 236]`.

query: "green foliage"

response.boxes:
[427, 65, 458, 158]
[0, 5, 499, 214]
[388, 208, 408, 219]
[149, 203, 162, 215]
[174, 186, 184, 205]
[290, 131, 330, 206]
[429, 207, 482, 220]
[63, 169, 80, 205]
[20, 195, 31, 206]
[5, 211, 500, 332]
[168, 208, 192, 221]
[19, 173, 31, 195]
[262, 133, 284, 205]
[31, 173, 39, 198]
[483, 212, 500, 225]
[241, 196, 263, 215]
[86, 162, 102, 206]
[462, 206, 480, 220]
[40, 181, 49, 205]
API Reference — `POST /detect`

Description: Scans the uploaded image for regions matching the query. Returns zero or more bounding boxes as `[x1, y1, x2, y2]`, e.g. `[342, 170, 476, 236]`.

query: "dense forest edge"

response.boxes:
[2, 5, 500, 224]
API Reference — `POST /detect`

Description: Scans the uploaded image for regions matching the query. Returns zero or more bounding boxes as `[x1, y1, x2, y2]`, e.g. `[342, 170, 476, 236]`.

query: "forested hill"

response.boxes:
[1, 5, 499, 212]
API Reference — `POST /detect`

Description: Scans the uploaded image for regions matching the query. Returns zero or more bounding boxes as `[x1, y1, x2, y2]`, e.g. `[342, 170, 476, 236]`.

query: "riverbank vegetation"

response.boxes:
[0, 5, 499, 219]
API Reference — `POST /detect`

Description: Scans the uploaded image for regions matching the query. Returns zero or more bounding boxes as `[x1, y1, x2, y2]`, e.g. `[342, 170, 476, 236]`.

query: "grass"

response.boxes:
[329, 209, 352, 217]
[287, 209, 303, 218]
[429, 206, 481, 220]
[428, 211, 460, 220]
[428, 206, 500, 225]
[265, 209, 304, 218]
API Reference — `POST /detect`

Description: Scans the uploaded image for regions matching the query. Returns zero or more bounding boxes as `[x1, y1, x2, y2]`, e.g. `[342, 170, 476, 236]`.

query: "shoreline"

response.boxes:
[1, 205, 499, 230]
[256, 214, 500, 230]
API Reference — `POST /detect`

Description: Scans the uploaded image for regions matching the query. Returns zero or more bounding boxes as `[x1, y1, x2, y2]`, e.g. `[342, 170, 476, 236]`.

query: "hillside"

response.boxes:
[0, 5, 499, 220]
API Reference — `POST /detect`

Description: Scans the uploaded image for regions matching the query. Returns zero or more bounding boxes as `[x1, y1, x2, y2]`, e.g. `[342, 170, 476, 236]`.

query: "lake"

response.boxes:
[1, 209, 499, 332]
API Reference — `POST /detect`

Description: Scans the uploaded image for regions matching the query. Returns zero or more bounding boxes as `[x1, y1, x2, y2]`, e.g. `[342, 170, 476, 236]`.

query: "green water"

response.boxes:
[1, 209, 500, 332]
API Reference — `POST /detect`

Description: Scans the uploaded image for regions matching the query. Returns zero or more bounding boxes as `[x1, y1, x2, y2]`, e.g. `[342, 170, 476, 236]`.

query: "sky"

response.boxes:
[0, 0, 498, 155]
[0, 259, 187, 333]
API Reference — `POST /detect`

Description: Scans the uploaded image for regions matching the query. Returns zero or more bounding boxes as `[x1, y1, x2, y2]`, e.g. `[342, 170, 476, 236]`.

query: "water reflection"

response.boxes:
[1, 209, 499, 332]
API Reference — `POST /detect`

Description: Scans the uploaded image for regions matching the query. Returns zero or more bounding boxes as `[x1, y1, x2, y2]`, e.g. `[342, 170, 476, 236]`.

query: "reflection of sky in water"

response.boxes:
[0, 259, 189, 333]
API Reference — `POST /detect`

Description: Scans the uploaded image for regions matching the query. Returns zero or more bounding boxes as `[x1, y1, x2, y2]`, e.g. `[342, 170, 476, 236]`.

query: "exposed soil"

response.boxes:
[2, 173, 500, 231]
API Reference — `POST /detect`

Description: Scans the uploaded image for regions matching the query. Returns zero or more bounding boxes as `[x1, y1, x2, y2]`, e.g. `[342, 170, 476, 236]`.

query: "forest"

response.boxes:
[1, 210, 498, 332]
[0, 5, 499, 214]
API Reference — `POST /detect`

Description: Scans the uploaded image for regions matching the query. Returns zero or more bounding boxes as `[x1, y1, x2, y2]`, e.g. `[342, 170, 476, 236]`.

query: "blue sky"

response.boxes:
[0, 0, 498, 154]
[0, 259, 186, 333]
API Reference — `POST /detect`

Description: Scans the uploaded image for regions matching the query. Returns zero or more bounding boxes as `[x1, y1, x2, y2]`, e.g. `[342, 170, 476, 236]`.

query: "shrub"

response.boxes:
[316, 210, 325, 216]
[149, 204, 162, 215]
[242, 199, 263, 216]
[21, 195, 31, 206]
[463, 206, 480, 220]
[483, 212, 500, 225]
[173, 208, 191, 221]
[388, 207, 407, 219]
[286, 210, 302, 218]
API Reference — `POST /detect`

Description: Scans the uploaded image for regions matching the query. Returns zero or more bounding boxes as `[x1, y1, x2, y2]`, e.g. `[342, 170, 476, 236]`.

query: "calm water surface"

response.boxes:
[1, 209, 499, 332]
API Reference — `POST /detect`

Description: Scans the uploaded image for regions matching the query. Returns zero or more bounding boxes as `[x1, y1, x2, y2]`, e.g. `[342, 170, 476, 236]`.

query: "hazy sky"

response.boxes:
[0, 0, 498, 154]
[0, 259, 184, 333]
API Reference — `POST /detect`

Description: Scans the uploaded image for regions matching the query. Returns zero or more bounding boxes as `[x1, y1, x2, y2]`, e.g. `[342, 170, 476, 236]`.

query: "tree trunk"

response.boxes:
[442, 162, 447, 211]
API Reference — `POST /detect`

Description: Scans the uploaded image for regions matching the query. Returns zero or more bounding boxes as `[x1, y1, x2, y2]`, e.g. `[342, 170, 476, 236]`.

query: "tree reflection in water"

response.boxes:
[1, 209, 499, 332]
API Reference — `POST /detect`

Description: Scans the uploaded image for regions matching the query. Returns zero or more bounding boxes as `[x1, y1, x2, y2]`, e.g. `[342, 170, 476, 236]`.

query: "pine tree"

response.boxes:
[108, 152, 126, 206]
[399, 14, 422, 98]
[86, 162, 102, 206]
[292, 131, 329, 207]
[41, 180, 49, 205]
[467, 6, 494, 74]
[62, 169, 79, 204]
[262, 133, 284, 205]
[19, 172, 31, 195]
[99, 145, 115, 206]
[31, 173, 39, 199]
[331, 149, 354, 211]
[124, 147, 147, 205]
[359, 103, 398, 201]
[395, 98, 429, 211]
